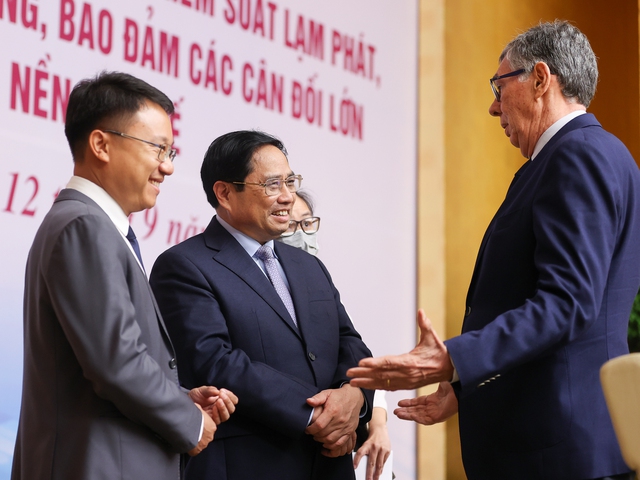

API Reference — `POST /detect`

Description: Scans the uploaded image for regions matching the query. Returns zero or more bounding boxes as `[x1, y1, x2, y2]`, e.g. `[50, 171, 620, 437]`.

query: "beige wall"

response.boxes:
[418, 1, 640, 479]
[417, 0, 446, 478]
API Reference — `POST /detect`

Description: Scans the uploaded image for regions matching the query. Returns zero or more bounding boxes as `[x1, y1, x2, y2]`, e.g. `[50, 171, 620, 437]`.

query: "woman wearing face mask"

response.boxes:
[277, 190, 321, 255]
[277, 190, 392, 480]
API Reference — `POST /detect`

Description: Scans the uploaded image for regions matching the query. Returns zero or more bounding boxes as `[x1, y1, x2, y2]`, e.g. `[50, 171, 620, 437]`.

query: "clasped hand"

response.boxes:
[187, 386, 238, 456]
[305, 384, 364, 457]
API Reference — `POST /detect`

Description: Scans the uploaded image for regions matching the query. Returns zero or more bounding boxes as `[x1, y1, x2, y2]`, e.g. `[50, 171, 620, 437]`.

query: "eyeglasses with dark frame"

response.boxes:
[281, 216, 321, 237]
[489, 69, 526, 102]
[103, 129, 177, 163]
[232, 174, 303, 196]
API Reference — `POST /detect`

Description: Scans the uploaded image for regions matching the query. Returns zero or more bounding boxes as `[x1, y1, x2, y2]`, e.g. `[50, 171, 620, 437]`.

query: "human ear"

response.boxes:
[532, 61, 552, 97]
[88, 130, 110, 164]
[213, 181, 232, 210]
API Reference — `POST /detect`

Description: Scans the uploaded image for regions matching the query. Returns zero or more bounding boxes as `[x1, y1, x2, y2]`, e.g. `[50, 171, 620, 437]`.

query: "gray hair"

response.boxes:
[500, 20, 598, 107]
[295, 189, 315, 214]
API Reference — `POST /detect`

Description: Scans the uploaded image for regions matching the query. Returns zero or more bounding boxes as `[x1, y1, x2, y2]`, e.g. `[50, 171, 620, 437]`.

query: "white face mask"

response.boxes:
[277, 230, 320, 256]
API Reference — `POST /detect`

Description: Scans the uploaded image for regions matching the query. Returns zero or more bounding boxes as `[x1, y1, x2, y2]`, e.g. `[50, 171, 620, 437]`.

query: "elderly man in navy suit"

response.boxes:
[349, 21, 640, 480]
[150, 130, 373, 480]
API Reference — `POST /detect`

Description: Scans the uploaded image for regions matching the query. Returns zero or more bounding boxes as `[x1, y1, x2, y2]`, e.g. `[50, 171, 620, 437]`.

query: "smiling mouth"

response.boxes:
[149, 180, 161, 192]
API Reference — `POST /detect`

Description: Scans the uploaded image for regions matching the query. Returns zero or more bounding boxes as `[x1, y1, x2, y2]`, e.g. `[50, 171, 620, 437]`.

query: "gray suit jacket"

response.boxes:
[11, 189, 202, 480]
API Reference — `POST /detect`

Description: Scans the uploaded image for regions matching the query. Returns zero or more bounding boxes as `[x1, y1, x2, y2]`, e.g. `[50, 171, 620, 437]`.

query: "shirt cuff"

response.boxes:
[450, 356, 460, 383]
[198, 414, 204, 441]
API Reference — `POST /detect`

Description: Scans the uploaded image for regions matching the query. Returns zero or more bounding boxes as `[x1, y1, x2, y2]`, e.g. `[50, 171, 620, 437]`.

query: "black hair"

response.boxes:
[200, 130, 287, 208]
[64, 71, 174, 161]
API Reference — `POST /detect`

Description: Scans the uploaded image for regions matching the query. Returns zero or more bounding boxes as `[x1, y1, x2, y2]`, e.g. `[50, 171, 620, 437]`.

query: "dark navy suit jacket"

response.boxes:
[150, 217, 373, 480]
[445, 114, 640, 479]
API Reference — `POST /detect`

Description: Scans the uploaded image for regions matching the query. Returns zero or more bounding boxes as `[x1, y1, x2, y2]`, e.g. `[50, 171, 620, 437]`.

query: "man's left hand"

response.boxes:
[189, 386, 238, 425]
[305, 384, 364, 456]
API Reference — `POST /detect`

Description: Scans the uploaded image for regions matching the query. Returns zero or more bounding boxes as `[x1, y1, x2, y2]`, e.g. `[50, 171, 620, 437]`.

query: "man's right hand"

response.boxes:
[187, 403, 216, 456]
[347, 310, 453, 391]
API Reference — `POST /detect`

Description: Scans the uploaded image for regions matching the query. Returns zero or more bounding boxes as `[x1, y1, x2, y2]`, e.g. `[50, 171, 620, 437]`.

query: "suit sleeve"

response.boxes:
[46, 215, 202, 452]
[446, 137, 625, 396]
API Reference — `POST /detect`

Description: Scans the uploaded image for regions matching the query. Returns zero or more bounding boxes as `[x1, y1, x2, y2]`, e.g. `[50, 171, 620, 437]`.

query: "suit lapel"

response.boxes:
[275, 242, 310, 336]
[62, 190, 179, 356]
[205, 218, 301, 337]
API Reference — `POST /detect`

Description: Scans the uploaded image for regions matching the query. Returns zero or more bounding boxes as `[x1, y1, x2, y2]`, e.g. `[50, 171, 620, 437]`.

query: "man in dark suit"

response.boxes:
[348, 21, 640, 480]
[149, 130, 374, 480]
[12, 72, 236, 480]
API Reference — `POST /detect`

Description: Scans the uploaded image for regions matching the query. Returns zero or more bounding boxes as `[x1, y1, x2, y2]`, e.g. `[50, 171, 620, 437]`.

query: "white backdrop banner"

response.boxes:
[0, 1, 418, 478]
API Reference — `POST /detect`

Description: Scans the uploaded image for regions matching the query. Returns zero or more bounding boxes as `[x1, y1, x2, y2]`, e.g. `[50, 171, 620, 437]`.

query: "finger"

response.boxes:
[203, 395, 220, 407]
[313, 424, 348, 445]
[416, 309, 434, 345]
[346, 366, 377, 378]
[214, 399, 231, 422]
[353, 448, 364, 468]
[416, 308, 428, 329]
[220, 388, 239, 405]
[374, 449, 387, 479]
[393, 407, 414, 421]
[366, 458, 375, 480]
[219, 394, 237, 415]
[398, 395, 429, 407]
[417, 310, 446, 350]
[306, 390, 330, 407]
[197, 385, 220, 398]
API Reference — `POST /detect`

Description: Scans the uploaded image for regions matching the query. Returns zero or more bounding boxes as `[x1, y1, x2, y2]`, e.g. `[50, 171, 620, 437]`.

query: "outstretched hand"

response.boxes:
[347, 309, 453, 391]
[394, 381, 458, 425]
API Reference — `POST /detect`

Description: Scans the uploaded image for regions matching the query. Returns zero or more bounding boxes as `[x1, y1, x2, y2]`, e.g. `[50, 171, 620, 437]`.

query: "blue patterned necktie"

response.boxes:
[254, 245, 297, 326]
[126, 226, 145, 271]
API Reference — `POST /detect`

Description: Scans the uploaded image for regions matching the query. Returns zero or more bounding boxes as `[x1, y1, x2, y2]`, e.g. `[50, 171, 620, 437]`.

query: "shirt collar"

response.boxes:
[531, 110, 586, 160]
[216, 215, 277, 258]
[66, 176, 130, 236]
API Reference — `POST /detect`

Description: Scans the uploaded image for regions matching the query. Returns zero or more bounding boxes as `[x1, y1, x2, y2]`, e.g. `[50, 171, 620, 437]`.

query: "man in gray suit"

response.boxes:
[11, 71, 237, 480]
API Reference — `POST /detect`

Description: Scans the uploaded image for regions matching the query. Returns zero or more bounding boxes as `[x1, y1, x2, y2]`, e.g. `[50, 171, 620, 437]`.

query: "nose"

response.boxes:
[278, 184, 294, 203]
[489, 97, 501, 117]
[159, 159, 174, 176]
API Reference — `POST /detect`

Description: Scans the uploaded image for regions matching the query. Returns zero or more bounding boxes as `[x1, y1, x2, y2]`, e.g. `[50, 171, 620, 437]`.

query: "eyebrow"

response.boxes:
[263, 172, 294, 181]
[150, 135, 173, 146]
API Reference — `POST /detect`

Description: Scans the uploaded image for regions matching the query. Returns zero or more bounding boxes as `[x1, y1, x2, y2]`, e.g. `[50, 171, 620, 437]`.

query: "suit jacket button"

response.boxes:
[465, 306, 472, 317]
[169, 358, 177, 369]
[308, 352, 316, 361]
